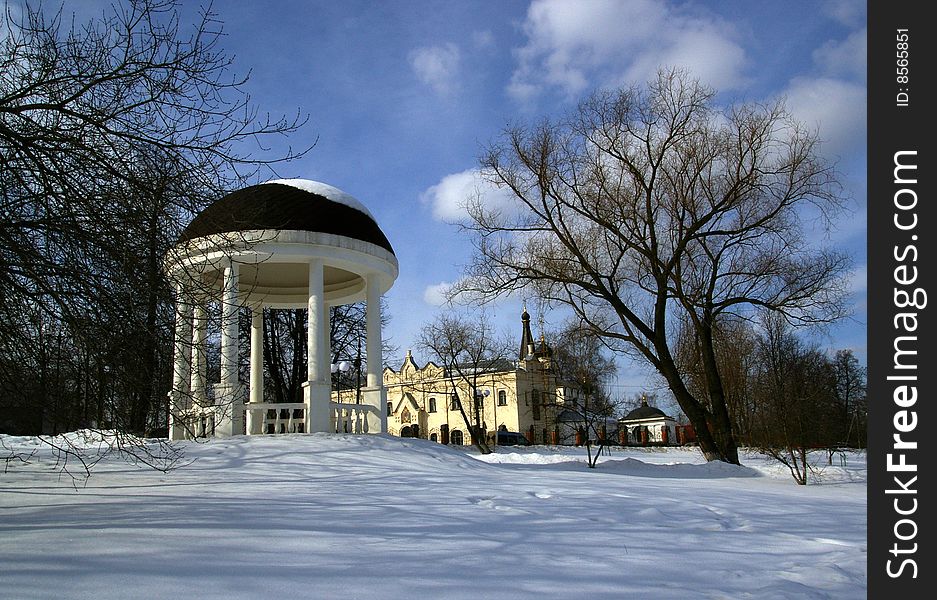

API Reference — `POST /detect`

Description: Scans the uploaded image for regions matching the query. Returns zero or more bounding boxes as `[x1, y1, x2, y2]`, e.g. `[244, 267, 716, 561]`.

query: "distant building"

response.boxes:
[618, 398, 677, 445]
[372, 312, 693, 448]
[377, 310, 582, 445]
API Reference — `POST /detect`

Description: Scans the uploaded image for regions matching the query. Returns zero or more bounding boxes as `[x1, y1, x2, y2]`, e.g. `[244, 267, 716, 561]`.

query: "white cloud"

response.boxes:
[472, 30, 495, 50]
[782, 77, 865, 159]
[812, 29, 866, 79]
[505, 80, 541, 105]
[509, 0, 747, 103]
[822, 0, 866, 27]
[420, 168, 520, 223]
[409, 43, 461, 95]
[423, 282, 453, 306]
[847, 264, 867, 296]
[621, 25, 747, 93]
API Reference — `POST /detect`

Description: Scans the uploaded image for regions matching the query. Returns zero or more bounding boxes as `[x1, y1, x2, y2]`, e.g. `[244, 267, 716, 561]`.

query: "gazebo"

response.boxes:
[164, 179, 398, 439]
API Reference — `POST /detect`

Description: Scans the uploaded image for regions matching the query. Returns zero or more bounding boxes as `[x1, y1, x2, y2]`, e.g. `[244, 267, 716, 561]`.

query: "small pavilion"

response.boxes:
[619, 398, 677, 445]
[164, 179, 398, 438]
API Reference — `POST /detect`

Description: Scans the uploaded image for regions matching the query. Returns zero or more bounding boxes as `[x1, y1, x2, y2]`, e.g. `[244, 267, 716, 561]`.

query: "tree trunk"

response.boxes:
[657, 344, 739, 464]
[697, 321, 740, 465]
[263, 311, 285, 404]
[290, 309, 304, 402]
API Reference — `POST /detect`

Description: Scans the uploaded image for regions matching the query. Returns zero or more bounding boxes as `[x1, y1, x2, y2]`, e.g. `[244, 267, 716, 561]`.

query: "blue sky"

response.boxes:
[71, 0, 870, 398]
[204, 0, 867, 397]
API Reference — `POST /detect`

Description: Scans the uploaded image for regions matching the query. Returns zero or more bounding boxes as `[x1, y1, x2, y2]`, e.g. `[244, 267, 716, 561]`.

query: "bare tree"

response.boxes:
[0, 0, 308, 466]
[674, 314, 759, 446]
[830, 349, 866, 449]
[418, 312, 513, 454]
[251, 300, 395, 406]
[259, 309, 306, 404]
[458, 69, 850, 464]
[328, 299, 396, 400]
[751, 314, 839, 485]
[549, 322, 617, 467]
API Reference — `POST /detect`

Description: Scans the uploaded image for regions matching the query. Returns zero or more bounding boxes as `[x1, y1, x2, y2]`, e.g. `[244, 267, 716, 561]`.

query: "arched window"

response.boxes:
[450, 394, 460, 410]
[428, 397, 437, 413]
[386, 401, 392, 416]
[531, 390, 541, 421]
[497, 390, 507, 406]
[450, 429, 464, 445]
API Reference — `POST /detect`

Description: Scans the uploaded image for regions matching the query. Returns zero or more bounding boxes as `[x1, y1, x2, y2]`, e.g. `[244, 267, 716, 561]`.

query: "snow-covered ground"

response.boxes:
[0, 433, 866, 599]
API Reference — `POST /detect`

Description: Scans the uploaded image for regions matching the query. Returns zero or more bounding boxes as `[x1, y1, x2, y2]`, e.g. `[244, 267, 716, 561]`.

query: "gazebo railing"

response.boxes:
[244, 403, 306, 435]
[242, 401, 380, 435]
[332, 402, 379, 434]
[176, 408, 217, 439]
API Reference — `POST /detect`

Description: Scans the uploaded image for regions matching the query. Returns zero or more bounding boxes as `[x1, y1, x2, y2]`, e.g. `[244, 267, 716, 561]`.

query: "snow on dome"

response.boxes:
[264, 178, 375, 221]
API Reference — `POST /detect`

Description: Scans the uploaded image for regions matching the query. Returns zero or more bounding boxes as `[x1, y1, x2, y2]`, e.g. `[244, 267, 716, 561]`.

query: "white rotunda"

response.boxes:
[164, 179, 398, 439]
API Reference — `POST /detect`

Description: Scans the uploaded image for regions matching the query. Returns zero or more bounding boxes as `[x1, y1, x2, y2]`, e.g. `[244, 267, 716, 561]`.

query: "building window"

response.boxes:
[450, 394, 460, 411]
[474, 394, 484, 411]
[498, 390, 507, 406]
[531, 390, 541, 421]
[451, 429, 464, 445]
[386, 401, 392, 416]
[429, 397, 437, 413]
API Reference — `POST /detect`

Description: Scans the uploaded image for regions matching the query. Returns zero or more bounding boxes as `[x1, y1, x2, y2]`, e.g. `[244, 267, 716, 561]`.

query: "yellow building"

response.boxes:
[378, 310, 582, 446]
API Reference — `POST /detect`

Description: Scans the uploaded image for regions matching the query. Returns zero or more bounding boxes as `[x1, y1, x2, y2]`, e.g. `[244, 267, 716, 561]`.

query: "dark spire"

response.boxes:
[519, 306, 535, 360]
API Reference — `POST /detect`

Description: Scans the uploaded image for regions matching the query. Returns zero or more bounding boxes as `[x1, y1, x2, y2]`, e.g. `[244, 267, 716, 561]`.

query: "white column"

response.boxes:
[323, 303, 334, 432]
[190, 302, 207, 407]
[323, 304, 332, 386]
[214, 261, 245, 436]
[364, 273, 386, 433]
[304, 259, 330, 432]
[168, 283, 192, 440]
[307, 260, 324, 383]
[247, 306, 264, 434]
[365, 274, 382, 388]
[220, 261, 240, 388]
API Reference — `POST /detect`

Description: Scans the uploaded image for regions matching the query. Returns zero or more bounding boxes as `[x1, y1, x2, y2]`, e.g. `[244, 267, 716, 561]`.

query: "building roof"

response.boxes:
[621, 399, 669, 422]
[180, 179, 394, 254]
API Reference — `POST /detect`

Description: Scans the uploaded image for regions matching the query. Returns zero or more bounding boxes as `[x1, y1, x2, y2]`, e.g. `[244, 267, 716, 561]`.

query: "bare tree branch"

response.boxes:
[454, 68, 851, 464]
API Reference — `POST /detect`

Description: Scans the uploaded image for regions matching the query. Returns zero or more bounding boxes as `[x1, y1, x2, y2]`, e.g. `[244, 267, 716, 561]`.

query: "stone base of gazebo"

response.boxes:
[168, 394, 385, 440]
[304, 381, 333, 432]
[213, 383, 246, 437]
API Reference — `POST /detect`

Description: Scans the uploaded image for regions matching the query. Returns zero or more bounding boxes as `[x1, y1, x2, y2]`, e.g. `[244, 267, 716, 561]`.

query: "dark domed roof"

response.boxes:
[180, 179, 394, 254]
[622, 400, 667, 421]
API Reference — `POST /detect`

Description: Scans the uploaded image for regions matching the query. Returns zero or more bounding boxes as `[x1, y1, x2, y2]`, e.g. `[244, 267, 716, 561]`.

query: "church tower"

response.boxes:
[519, 306, 536, 359]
